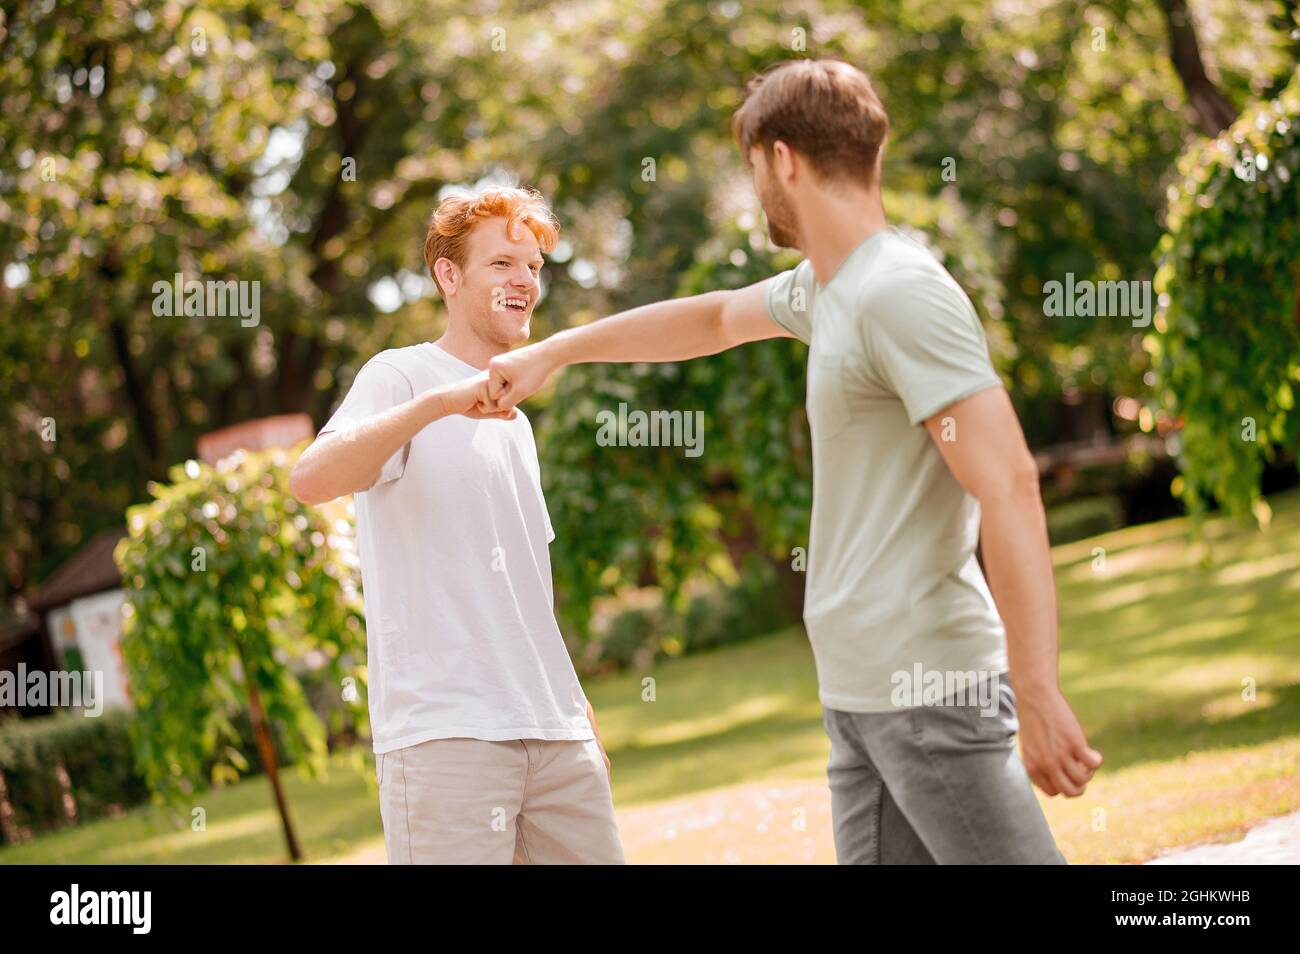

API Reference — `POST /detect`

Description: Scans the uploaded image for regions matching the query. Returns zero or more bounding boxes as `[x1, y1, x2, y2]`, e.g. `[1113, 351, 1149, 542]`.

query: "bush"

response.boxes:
[115, 447, 368, 810]
[592, 564, 797, 671]
[0, 702, 317, 845]
[599, 604, 665, 670]
[1046, 496, 1125, 545]
[1150, 66, 1300, 522]
[681, 572, 793, 654]
[0, 709, 145, 842]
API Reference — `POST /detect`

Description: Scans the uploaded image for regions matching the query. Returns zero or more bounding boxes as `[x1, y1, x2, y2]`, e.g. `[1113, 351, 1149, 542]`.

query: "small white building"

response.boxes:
[28, 528, 132, 712]
[10, 413, 317, 718]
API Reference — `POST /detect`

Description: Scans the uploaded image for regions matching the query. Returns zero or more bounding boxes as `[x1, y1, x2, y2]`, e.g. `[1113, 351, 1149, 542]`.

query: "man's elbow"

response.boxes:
[289, 458, 326, 506]
[974, 453, 1042, 506]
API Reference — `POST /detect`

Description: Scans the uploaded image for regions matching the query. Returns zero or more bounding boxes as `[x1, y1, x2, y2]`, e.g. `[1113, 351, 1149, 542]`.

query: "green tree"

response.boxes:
[4, 0, 1294, 628]
[1149, 66, 1300, 522]
[114, 447, 366, 861]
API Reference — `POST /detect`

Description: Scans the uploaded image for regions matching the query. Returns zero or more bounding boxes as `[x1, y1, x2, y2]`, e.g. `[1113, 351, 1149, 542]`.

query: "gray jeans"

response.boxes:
[823, 672, 1066, 864]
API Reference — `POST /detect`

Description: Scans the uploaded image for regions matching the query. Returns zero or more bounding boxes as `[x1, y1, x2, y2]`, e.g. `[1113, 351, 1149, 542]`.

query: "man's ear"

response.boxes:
[771, 140, 797, 183]
[433, 257, 460, 295]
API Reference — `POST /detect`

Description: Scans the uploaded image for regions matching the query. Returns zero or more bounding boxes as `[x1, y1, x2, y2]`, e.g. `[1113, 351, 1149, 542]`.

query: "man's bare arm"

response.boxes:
[923, 387, 1103, 797]
[488, 278, 791, 406]
[290, 371, 512, 505]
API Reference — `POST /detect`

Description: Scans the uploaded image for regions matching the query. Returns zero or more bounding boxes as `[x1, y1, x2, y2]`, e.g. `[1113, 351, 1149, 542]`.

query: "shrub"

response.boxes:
[0, 703, 311, 845]
[115, 447, 368, 813]
[1046, 496, 1126, 545]
[1150, 67, 1300, 523]
[593, 564, 797, 671]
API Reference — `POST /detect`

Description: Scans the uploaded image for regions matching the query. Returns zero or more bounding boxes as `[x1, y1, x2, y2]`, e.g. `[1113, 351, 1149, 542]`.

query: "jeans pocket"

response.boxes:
[969, 679, 1017, 745]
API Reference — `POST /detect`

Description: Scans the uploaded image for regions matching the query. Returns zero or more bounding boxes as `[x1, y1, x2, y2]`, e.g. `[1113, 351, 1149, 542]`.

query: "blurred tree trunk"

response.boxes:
[238, 645, 303, 863]
[281, 21, 380, 415]
[711, 483, 805, 622]
[99, 250, 160, 471]
[1158, 0, 1239, 135]
[0, 767, 19, 845]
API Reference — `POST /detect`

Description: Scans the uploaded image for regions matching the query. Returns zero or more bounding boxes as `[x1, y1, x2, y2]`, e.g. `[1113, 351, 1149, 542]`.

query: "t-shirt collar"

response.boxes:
[814, 226, 896, 292]
[425, 341, 483, 374]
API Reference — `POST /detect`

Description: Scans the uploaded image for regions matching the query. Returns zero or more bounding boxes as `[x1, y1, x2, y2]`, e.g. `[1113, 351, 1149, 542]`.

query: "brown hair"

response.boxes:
[423, 187, 560, 295]
[731, 59, 890, 186]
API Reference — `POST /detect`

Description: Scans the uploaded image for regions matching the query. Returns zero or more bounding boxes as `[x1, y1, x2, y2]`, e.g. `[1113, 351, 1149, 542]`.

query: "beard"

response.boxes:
[759, 177, 800, 249]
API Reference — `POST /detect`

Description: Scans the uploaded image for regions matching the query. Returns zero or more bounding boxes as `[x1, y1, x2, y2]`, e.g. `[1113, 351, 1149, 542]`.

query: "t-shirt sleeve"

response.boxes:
[863, 271, 1004, 426]
[764, 260, 816, 345]
[319, 358, 415, 489]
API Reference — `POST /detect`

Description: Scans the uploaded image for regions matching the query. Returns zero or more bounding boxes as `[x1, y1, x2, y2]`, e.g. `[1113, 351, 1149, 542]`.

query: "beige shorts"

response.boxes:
[376, 736, 626, 864]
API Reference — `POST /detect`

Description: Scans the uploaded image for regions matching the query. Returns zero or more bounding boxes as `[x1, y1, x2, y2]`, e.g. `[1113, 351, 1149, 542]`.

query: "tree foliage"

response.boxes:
[1149, 66, 1300, 522]
[114, 447, 366, 808]
[2, 0, 1294, 613]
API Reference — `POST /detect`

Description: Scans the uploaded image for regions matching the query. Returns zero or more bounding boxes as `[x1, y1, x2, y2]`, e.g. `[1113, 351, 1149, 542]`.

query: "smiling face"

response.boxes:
[437, 216, 544, 347]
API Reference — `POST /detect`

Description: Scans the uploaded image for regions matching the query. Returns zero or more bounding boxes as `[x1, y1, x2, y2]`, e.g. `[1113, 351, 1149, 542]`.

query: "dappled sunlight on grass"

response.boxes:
[0, 752, 381, 864]
[624, 693, 803, 747]
[2, 491, 1297, 864]
[1055, 490, 1300, 749]
[98, 811, 276, 863]
[1046, 739, 1300, 864]
[1070, 572, 1190, 613]
[1213, 550, 1300, 586]
[585, 630, 829, 805]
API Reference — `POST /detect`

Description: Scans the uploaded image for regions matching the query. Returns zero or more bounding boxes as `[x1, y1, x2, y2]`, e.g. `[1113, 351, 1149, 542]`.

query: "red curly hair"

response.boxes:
[423, 187, 560, 296]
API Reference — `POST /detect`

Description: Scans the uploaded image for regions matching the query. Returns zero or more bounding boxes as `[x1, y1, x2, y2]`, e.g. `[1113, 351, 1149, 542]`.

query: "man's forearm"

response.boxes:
[977, 485, 1061, 700]
[537, 291, 729, 368]
[290, 387, 449, 505]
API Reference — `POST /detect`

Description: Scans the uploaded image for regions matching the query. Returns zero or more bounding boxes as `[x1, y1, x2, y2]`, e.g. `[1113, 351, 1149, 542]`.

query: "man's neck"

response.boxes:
[433, 325, 507, 370]
[795, 184, 889, 287]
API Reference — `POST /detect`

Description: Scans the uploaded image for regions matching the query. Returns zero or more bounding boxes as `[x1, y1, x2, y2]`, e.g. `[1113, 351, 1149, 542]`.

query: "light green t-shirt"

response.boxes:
[765, 227, 1008, 712]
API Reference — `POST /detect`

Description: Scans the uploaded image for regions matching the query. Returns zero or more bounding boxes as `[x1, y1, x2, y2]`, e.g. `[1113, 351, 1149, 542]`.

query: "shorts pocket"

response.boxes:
[375, 751, 386, 786]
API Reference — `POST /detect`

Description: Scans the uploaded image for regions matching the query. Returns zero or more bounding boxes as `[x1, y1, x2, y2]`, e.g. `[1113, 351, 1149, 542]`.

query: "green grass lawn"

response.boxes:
[4, 490, 1299, 864]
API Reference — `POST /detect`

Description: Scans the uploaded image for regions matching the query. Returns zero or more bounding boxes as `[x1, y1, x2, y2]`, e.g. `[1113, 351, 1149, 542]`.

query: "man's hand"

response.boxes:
[443, 370, 518, 420]
[1017, 686, 1103, 797]
[291, 368, 512, 505]
[487, 342, 559, 410]
[923, 387, 1102, 798]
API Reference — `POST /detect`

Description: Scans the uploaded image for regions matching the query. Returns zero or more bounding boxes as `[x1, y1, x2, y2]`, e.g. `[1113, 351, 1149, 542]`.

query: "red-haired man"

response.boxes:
[291, 187, 624, 865]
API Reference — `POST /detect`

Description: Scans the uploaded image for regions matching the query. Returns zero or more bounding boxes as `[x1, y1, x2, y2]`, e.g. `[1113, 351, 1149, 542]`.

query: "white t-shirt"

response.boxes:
[320, 342, 594, 753]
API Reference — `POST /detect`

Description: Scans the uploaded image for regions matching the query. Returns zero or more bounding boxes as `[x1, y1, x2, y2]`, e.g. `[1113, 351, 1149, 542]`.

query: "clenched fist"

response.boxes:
[442, 370, 518, 421]
[488, 342, 560, 410]
[1017, 686, 1103, 797]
